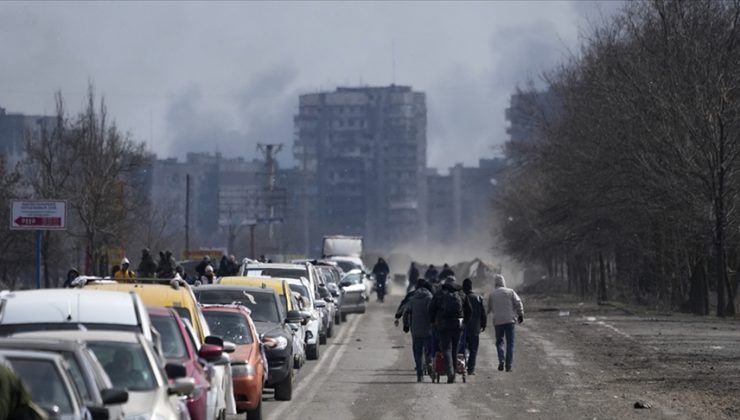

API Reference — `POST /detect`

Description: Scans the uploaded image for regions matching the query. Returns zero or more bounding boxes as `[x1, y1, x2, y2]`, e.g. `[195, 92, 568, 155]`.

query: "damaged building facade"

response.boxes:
[293, 85, 428, 255]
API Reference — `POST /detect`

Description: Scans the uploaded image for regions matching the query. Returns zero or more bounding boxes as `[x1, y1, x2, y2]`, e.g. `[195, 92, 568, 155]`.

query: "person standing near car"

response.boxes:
[0, 358, 47, 420]
[403, 279, 434, 382]
[488, 274, 524, 372]
[372, 257, 390, 303]
[114, 258, 136, 282]
[462, 278, 487, 375]
[429, 276, 471, 383]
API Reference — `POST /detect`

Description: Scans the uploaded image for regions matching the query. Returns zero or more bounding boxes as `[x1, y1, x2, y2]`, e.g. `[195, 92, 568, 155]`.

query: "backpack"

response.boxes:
[441, 289, 464, 319]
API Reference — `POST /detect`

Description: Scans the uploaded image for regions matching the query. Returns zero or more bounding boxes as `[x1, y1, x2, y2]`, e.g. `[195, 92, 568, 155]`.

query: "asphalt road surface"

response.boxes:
[230, 293, 740, 420]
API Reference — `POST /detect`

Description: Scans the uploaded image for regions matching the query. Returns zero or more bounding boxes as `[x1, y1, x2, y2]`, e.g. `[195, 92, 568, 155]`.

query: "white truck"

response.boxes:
[322, 235, 363, 258]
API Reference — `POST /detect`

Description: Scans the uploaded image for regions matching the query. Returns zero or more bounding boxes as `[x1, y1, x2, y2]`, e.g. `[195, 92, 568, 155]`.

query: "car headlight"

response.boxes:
[268, 335, 288, 350]
[231, 363, 256, 377]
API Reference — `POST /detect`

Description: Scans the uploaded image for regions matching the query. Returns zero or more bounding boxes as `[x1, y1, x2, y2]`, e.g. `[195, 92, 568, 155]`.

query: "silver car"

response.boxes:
[338, 269, 368, 321]
[0, 349, 89, 420]
[16, 330, 193, 420]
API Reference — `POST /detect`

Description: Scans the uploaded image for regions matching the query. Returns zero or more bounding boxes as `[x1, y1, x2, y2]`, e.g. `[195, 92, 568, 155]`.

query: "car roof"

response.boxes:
[201, 304, 250, 315]
[13, 329, 143, 344]
[196, 284, 275, 293]
[0, 289, 140, 326]
[243, 262, 306, 270]
[0, 336, 88, 352]
[85, 282, 194, 307]
[218, 277, 289, 295]
[0, 348, 68, 362]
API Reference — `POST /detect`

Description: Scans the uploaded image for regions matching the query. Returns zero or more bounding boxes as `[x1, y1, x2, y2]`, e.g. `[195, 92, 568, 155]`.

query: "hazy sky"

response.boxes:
[0, 1, 621, 169]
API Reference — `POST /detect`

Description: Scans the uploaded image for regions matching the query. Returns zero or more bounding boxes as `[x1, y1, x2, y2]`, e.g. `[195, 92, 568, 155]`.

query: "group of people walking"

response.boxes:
[396, 264, 524, 383]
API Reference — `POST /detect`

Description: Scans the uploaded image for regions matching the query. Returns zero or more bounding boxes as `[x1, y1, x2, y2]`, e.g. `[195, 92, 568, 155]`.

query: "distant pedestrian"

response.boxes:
[372, 257, 390, 303]
[199, 265, 216, 285]
[63, 267, 79, 288]
[487, 274, 524, 372]
[227, 255, 240, 275]
[258, 255, 267, 263]
[195, 256, 211, 278]
[462, 278, 487, 375]
[407, 262, 420, 293]
[156, 251, 176, 278]
[424, 264, 439, 283]
[403, 279, 434, 382]
[175, 265, 192, 284]
[113, 258, 136, 282]
[217, 255, 230, 277]
[438, 264, 454, 281]
[429, 276, 471, 383]
[137, 248, 157, 277]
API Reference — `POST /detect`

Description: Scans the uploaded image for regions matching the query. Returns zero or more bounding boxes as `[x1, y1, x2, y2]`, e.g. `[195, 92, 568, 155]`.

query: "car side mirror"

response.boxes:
[204, 335, 224, 347]
[168, 377, 195, 396]
[340, 280, 351, 287]
[165, 363, 187, 379]
[299, 310, 312, 326]
[100, 388, 129, 405]
[88, 406, 110, 420]
[198, 343, 223, 362]
[286, 310, 304, 324]
[314, 299, 327, 308]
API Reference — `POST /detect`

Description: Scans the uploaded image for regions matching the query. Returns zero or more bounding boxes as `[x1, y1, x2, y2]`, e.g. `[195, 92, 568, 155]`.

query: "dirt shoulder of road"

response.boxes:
[523, 293, 740, 419]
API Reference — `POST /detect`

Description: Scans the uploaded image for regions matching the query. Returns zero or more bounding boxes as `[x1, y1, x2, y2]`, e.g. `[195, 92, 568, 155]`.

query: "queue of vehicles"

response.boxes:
[0, 248, 375, 420]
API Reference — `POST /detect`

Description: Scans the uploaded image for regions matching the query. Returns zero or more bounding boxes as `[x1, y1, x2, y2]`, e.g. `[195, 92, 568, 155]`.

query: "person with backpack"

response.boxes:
[462, 278, 487, 375]
[488, 274, 524, 372]
[403, 279, 434, 382]
[424, 264, 439, 282]
[407, 262, 420, 293]
[429, 276, 471, 383]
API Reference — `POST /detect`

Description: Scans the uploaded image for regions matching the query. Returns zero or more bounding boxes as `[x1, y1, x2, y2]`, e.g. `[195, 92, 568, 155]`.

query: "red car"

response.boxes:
[148, 305, 223, 420]
[202, 304, 268, 420]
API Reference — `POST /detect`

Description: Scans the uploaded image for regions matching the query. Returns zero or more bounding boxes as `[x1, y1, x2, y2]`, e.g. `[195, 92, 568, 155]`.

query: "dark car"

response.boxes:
[193, 285, 305, 401]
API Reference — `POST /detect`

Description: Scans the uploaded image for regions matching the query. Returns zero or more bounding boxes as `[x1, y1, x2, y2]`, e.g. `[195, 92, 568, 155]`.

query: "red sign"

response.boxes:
[14, 217, 62, 227]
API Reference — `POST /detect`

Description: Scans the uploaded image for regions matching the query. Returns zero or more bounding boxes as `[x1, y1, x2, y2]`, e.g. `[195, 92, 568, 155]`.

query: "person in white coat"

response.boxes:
[487, 274, 524, 372]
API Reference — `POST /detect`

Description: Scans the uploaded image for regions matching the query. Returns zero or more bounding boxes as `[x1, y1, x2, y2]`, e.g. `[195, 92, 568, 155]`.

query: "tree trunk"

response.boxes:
[599, 251, 608, 302]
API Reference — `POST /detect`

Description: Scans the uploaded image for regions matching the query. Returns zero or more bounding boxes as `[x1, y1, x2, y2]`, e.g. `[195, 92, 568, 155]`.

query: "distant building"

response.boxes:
[427, 158, 506, 243]
[294, 85, 427, 255]
[0, 106, 55, 169]
[505, 88, 561, 144]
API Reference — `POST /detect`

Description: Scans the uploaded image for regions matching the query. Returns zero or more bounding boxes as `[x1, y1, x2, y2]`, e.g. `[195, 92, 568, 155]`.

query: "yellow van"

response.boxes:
[218, 277, 295, 313]
[84, 279, 211, 344]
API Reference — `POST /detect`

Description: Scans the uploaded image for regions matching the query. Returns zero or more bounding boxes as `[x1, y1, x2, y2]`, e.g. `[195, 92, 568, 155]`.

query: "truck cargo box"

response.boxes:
[322, 235, 363, 258]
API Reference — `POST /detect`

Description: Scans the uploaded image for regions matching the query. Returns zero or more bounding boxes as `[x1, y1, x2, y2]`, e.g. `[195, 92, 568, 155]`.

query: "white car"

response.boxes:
[16, 330, 193, 420]
[0, 289, 161, 351]
[284, 278, 323, 357]
[329, 257, 372, 298]
[238, 262, 324, 360]
[1, 350, 89, 420]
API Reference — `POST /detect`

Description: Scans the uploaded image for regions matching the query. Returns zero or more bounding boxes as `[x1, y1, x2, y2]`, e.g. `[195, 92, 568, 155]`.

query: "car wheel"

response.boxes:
[341, 312, 348, 322]
[319, 333, 327, 345]
[247, 397, 263, 420]
[273, 372, 293, 401]
[359, 306, 366, 314]
[306, 343, 320, 360]
[294, 355, 301, 369]
[327, 324, 333, 338]
[218, 408, 226, 420]
[335, 312, 341, 325]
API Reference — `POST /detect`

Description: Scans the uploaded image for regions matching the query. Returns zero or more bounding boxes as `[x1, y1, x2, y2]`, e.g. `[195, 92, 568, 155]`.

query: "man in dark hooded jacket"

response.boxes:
[407, 262, 419, 293]
[424, 264, 439, 282]
[137, 248, 158, 277]
[403, 279, 434, 382]
[438, 263, 455, 280]
[429, 276, 472, 383]
[462, 278, 487, 375]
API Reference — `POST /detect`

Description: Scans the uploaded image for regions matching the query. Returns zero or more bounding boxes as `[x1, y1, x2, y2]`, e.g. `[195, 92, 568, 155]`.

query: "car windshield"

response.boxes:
[8, 357, 75, 414]
[342, 272, 363, 285]
[151, 316, 188, 359]
[335, 261, 358, 273]
[196, 290, 280, 323]
[203, 312, 254, 345]
[88, 341, 157, 392]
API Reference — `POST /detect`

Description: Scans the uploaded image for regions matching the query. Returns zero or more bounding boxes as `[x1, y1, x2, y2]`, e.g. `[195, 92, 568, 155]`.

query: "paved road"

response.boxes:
[229, 293, 709, 420]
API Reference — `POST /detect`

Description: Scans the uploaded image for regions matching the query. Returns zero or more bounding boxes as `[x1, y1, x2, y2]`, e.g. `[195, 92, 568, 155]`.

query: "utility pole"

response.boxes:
[185, 173, 191, 259]
[257, 143, 283, 243]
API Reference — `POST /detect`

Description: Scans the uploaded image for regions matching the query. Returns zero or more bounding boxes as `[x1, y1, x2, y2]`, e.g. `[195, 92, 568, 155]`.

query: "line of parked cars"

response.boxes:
[0, 258, 372, 420]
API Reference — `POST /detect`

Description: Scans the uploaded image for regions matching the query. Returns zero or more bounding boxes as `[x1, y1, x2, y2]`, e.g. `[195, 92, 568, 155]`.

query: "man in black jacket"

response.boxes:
[429, 276, 472, 383]
[438, 263, 455, 280]
[462, 278, 487, 375]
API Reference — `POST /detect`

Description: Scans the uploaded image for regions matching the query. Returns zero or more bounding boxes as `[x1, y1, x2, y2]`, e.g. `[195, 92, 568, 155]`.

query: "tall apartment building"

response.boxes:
[0, 107, 55, 169]
[294, 85, 427, 255]
[505, 88, 561, 144]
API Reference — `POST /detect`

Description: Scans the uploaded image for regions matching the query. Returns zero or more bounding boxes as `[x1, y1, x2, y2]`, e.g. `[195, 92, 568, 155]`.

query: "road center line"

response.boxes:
[266, 312, 362, 420]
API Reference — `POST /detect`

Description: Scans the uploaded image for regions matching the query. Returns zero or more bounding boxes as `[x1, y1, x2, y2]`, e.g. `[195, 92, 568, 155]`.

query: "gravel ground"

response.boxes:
[524, 294, 740, 419]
